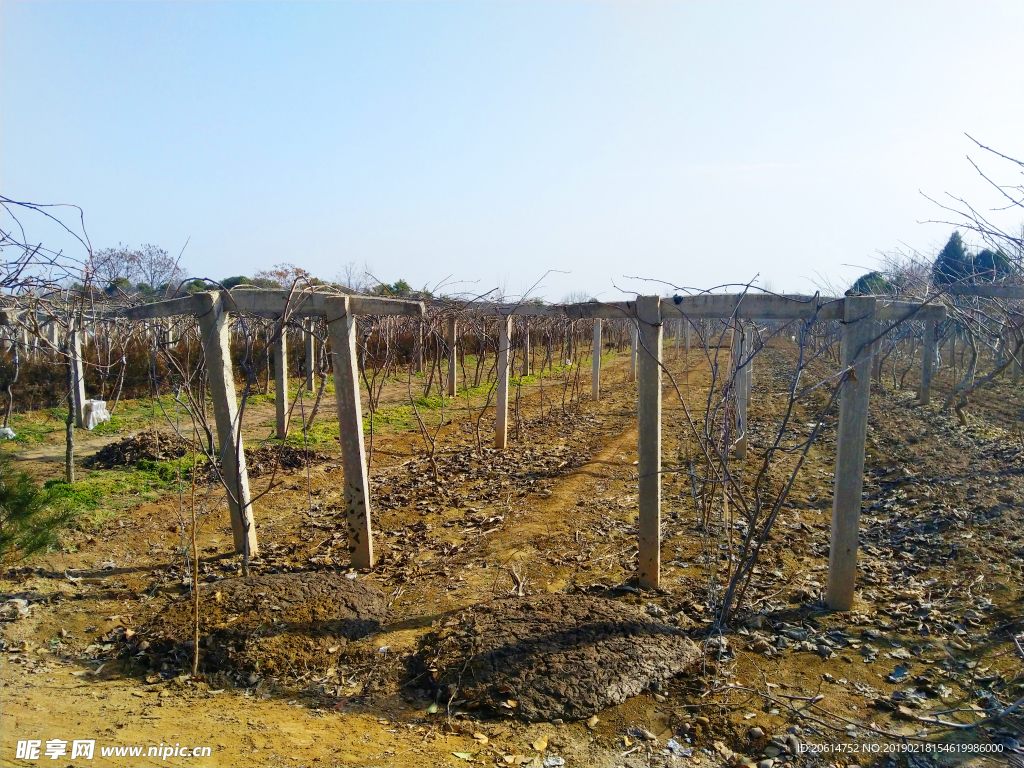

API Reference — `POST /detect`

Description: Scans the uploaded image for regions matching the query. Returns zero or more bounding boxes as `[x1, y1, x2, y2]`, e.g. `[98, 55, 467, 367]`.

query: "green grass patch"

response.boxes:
[283, 419, 339, 447]
[43, 454, 203, 530]
[8, 415, 63, 445]
[366, 406, 418, 433]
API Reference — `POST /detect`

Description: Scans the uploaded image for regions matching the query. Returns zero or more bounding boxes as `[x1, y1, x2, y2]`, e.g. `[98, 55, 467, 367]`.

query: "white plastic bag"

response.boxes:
[82, 400, 111, 430]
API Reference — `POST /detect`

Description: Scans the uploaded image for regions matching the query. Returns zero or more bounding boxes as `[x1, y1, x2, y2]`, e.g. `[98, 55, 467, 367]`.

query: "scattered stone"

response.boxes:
[666, 739, 693, 757]
[1, 599, 30, 619]
[741, 614, 766, 629]
[748, 727, 765, 741]
[888, 665, 910, 683]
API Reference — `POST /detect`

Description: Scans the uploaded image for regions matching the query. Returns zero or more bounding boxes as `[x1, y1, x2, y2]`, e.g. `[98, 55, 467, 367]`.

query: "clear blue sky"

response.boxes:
[3, 2, 1022, 301]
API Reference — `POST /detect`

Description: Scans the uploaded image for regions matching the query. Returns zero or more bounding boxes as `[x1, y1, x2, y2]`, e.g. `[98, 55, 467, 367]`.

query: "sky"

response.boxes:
[2, 2, 1023, 302]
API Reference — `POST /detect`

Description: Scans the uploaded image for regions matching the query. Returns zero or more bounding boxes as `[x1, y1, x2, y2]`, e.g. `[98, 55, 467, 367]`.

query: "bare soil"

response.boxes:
[144, 572, 390, 682]
[2, 342, 1023, 767]
[419, 594, 701, 722]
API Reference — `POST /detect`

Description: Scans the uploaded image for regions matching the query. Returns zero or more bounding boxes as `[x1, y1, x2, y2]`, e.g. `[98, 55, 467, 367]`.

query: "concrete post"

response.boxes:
[70, 323, 86, 428]
[636, 296, 663, 590]
[274, 320, 289, 439]
[305, 318, 316, 391]
[196, 292, 259, 557]
[1013, 333, 1022, 384]
[495, 314, 512, 449]
[592, 318, 602, 400]
[826, 296, 877, 611]
[446, 317, 457, 397]
[744, 325, 754, 408]
[327, 299, 375, 569]
[521, 322, 530, 377]
[674, 318, 682, 357]
[920, 321, 936, 405]
[415, 321, 423, 374]
[684, 321, 691, 356]
[629, 323, 638, 383]
[734, 323, 749, 460]
[871, 329, 883, 383]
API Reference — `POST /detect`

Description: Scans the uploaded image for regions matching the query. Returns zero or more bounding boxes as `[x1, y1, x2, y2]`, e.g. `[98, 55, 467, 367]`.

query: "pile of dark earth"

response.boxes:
[413, 594, 701, 722]
[243, 444, 332, 477]
[131, 572, 389, 685]
[84, 429, 195, 468]
[84, 429, 330, 478]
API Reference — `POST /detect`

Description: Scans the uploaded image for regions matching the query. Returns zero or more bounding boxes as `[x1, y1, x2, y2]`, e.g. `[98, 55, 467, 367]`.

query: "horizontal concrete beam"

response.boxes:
[229, 289, 424, 318]
[946, 285, 1024, 299]
[469, 301, 638, 320]
[115, 289, 424, 320]
[116, 295, 207, 320]
[660, 294, 945, 322]
[0, 309, 68, 328]
[660, 293, 843, 321]
[4, 291, 945, 325]
[875, 301, 947, 323]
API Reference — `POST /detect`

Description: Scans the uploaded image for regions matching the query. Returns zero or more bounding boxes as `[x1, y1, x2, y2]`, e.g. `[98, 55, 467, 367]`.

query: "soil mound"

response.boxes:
[244, 445, 332, 477]
[85, 431, 330, 477]
[420, 594, 701, 721]
[85, 430, 195, 468]
[141, 572, 389, 680]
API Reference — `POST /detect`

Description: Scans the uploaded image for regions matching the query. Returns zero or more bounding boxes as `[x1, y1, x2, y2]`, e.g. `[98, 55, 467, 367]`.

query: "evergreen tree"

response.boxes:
[849, 271, 895, 295]
[973, 249, 1013, 282]
[931, 231, 973, 286]
[0, 458, 78, 563]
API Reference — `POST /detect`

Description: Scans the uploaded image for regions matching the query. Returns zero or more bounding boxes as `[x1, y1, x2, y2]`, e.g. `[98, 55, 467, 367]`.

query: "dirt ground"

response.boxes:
[2, 339, 1024, 768]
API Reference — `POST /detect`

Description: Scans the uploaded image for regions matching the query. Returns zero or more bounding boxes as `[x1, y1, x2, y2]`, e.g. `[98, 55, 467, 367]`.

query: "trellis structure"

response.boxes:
[418, 292, 944, 609]
[655, 293, 944, 609]
[113, 288, 425, 565]
[2, 288, 948, 613]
